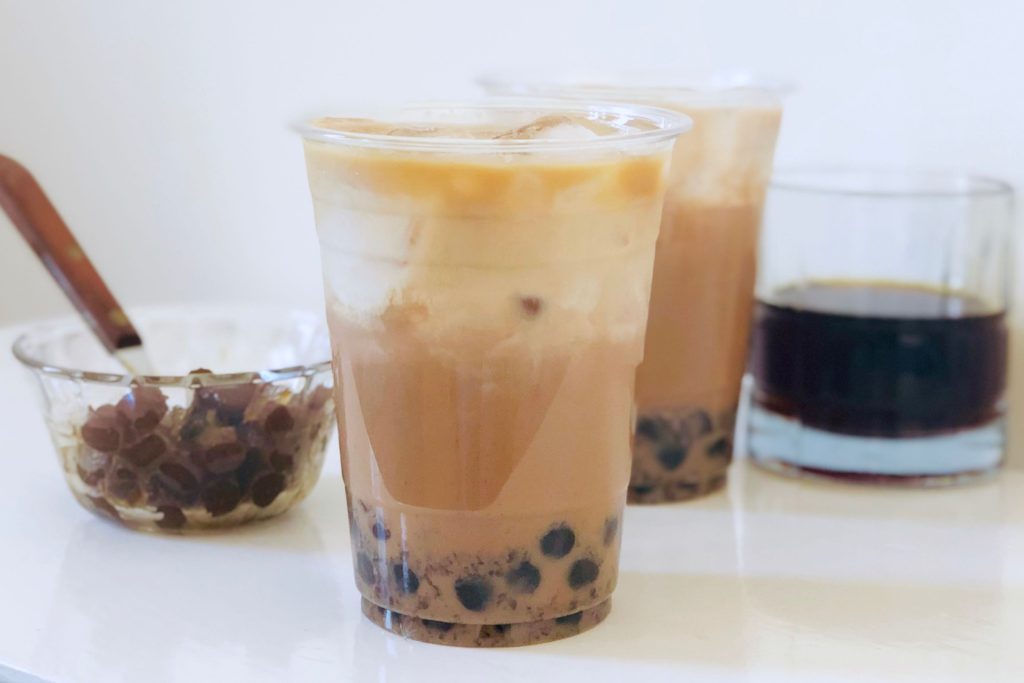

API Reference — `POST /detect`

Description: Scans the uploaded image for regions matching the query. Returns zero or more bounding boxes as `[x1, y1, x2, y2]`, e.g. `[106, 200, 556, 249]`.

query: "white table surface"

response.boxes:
[1, 322, 1022, 683]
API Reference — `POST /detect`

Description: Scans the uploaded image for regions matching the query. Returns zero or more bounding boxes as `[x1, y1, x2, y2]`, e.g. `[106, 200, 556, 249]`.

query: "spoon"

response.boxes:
[0, 154, 154, 375]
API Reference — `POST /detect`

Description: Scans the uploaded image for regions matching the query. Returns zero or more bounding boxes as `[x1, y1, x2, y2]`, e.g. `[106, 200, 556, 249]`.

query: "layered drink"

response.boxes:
[480, 75, 785, 502]
[300, 103, 688, 645]
[633, 101, 782, 502]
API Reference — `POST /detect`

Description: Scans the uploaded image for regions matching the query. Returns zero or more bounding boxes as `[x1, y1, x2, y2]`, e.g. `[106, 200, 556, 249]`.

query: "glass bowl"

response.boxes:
[13, 305, 336, 533]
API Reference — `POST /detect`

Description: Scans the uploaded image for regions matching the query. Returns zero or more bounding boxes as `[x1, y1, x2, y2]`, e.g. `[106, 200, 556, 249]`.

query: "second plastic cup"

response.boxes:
[299, 102, 689, 646]
[482, 74, 786, 502]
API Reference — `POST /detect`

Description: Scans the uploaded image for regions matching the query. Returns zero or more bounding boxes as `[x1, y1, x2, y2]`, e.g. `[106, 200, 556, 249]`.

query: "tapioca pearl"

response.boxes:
[81, 407, 122, 453]
[107, 467, 142, 504]
[656, 445, 687, 470]
[371, 520, 391, 540]
[603, 517, 619, 546]
[673, 481, 700, 495]
[250, 472, 286, 507]
[156, 505, 187, 530]
[150, 462, 200, 504]
[567, 559, 599, 589]
[454, 575, 493, 612]
[269, 451, 294, 473]
[422, 619, 454, 632]
[540, 524, 576, 558]
[629, 484, 654, 496]
[706, 435, 732, 459]
[392, 563, 420, 594]
[635, 416, 662, 442]
[479, 623, 510, 639]
[555, 611, 583, 625]
[682, 410, 713, 438]
[505, 561, 541, 594]
[264, 405, 295, 433]
[234, 449, 270, 492]
[519, 295, 543, 319]
[202, 479, 242, 516]
[356, 552, 376, 585]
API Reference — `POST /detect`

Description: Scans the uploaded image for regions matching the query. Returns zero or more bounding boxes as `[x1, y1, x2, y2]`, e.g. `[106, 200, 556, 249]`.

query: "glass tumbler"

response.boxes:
[746, 169, 1014, 485]
[299, 102, 688, 646]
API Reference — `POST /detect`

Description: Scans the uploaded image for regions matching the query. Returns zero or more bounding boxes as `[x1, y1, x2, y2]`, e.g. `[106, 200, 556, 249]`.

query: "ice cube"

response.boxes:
[494, 114, 616, 141]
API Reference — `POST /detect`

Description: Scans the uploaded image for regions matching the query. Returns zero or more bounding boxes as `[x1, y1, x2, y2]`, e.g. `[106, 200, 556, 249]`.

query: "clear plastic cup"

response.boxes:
[480, 72, 787, 503]
[298, 101, 689, 646]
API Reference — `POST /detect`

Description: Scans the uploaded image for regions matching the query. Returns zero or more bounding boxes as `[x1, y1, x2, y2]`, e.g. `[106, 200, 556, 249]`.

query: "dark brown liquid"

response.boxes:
[751, 282, 1007, 438]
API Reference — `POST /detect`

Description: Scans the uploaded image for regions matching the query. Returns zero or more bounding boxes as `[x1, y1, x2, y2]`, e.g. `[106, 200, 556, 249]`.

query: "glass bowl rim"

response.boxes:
[12, 304, 332, 388]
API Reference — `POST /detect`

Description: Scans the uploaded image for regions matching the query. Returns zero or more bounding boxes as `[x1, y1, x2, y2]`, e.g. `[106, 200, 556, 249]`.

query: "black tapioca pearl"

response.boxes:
[479, 623, 510, 639]
[683, 410, 713, 437]
[707, 435, 732, 459]
[236, 449, 270, 491]
[371, 520, 391, 540]
[81, 412, 121, 453]
[673, 481, 700, 495]
[179, 405, 212, 442]
[251, 472, 286, 507]
[555, 611, 583, 625]
[202, 479, 243, 516]
[505, 561, 541, 594]
[157, 462, 199, 493]
[603, 517, 619, 546]
[422, 619, 454, 632]
[392, 564, 420, 594]
[540, 524, 576, 558]
[122, 433, 167, 468]
[264, 405, 295, 433]
[269, 451, 294, 473]
[519, 295, 543, 318]
[656, 445, 687, 470]
[630, 484, 654, 495]
[567, 559, 599, 589]
[108, 468, 142, 504]
[356, 552, 376, 585]
[454, 575, 493, 612]
[635, 417, 661, 442]
[156, 505, 187, 529]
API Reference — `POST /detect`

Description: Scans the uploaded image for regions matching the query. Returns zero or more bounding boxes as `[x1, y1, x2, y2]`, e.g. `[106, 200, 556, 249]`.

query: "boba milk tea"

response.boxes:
[481, 76, 784, 502]
[300, 103, 689, 645]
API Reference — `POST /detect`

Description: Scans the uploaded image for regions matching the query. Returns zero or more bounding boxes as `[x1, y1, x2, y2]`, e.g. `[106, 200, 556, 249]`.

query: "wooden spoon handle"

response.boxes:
[0, 154, 142, 352]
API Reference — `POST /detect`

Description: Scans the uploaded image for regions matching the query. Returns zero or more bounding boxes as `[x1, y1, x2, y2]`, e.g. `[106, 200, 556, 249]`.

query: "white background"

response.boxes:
[1, 0, 1022, 457]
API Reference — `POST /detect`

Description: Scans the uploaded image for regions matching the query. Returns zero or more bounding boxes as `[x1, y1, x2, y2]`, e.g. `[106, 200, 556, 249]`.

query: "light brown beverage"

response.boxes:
[301, 103, 688, 645]
[632, 103, 781, 502]
[477, 76, 786, 502]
